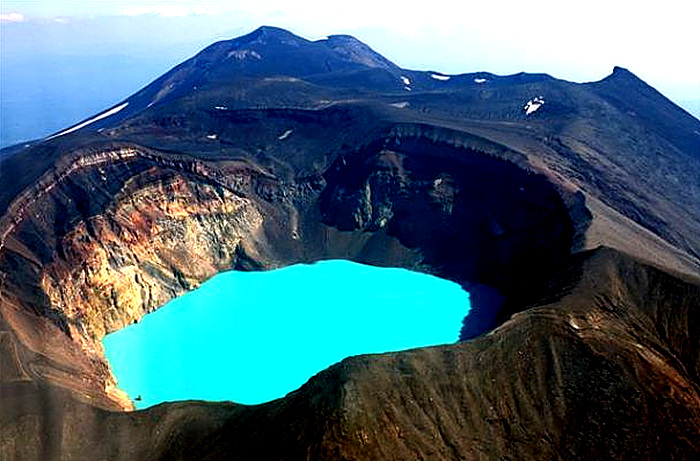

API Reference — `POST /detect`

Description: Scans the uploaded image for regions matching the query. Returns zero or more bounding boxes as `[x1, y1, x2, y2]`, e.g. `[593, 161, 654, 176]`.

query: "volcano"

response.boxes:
[0, 26, 699, 460]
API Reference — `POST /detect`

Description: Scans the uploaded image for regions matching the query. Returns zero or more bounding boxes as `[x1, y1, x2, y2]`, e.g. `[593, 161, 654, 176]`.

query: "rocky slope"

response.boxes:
[2, 248, 699, 460]
[1, 26, 699, 459]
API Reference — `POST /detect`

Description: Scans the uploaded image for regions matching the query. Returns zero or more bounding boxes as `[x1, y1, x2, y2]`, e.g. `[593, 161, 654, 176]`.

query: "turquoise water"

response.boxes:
[103, 260, 470, 408]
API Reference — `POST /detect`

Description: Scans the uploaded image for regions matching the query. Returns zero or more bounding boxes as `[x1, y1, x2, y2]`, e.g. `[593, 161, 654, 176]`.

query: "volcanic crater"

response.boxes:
[1, 26, 699, 460]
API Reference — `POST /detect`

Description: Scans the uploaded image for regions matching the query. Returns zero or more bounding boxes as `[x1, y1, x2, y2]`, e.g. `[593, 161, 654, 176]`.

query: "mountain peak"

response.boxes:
[318, 34, 398, 70]
[255, 25, 290, 33]
[603, 65, 646, 85]
[231, 25, 309, 47]
[590, 65, 656, 95]
[248, 25, 298, 38]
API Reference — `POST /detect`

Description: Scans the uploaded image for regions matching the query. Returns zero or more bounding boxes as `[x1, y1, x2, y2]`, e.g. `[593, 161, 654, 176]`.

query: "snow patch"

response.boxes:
[474, 78, 487, 84]
[278, 129, 293, 140]
[206, 134, 218, 140]
[228, 49, 262, 60]
[390, 101, 409, 108]
[404, 86, 412, 92]
[400, 76, 411, 86]
[47, 102, 129, 139]
[263, 76, 302, 83]
[215, 106, 228, 110]
[431, 73, 451, 81]
[523, 96, 545, 115]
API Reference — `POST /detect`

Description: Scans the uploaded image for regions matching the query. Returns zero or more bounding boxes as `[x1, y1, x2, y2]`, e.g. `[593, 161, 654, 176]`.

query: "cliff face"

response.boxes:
[0, 126, 582, 414]
[41, 173, 264, 343]
[4, 127, 578, 341]
[1, 26, 700, 460]
[2, 249, 698, 461]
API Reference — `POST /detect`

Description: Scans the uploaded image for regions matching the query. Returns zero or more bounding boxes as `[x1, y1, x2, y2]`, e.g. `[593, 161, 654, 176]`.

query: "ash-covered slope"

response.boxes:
[0, 26, 699, 460]
[2, 248, 699, 460]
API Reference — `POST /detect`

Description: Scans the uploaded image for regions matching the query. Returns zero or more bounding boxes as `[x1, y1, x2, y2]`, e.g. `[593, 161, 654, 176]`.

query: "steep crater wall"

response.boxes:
[0, 128, 585, 409]
[321, 132, 577, 291]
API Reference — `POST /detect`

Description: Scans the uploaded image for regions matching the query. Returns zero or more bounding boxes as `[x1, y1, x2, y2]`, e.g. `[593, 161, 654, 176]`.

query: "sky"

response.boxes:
[1, 0, 699, 140]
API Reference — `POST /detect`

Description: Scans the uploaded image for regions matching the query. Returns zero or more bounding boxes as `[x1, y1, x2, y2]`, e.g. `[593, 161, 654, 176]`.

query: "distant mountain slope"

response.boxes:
[3, 28, 699, 261]
[1, 26, 699, 461]
[588, 66, 700, 158]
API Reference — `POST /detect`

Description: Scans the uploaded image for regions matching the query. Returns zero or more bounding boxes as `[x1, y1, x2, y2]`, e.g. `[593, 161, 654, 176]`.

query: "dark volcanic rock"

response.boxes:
[1, 26, 699, 460]
[2, 249, 699, 460]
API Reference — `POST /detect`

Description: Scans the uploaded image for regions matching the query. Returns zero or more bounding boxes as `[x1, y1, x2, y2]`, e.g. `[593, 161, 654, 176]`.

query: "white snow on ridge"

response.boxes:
[474, 78, 487, 84]
[524, 97, 545, 115]
[431, 74, 451, 81]
[278, 129, 293, 140]
[390, 101, 409, 108]
[401, 76, 411, 86]
[47, 102, 129, 140]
